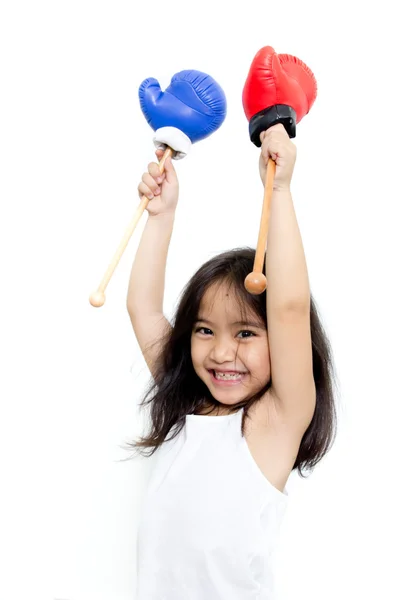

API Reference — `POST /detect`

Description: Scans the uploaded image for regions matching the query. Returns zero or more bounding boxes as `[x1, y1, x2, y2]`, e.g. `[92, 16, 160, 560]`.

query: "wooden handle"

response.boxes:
[89, 147, 174, 307]
[244, 158, 275, 294]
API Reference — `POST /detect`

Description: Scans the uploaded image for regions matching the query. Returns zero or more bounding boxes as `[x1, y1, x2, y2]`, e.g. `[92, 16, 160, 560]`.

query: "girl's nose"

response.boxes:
[209, 339, 236, 363]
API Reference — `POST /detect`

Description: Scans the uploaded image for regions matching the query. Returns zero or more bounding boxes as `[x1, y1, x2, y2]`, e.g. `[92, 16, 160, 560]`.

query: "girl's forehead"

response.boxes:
[200, 283, 235, 307]
[199, 283, 254, 320]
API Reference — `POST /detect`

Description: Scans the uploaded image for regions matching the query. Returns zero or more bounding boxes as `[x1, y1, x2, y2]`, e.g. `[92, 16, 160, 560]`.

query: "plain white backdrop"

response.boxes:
[1, 1, 399, 599]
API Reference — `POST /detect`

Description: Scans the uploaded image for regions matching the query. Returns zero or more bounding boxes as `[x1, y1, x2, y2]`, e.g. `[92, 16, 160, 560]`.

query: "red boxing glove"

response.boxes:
[242, 46, 317, 146]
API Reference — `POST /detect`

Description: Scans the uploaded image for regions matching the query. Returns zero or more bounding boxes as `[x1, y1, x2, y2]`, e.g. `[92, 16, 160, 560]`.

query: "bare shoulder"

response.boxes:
[244, 390, 311, 493]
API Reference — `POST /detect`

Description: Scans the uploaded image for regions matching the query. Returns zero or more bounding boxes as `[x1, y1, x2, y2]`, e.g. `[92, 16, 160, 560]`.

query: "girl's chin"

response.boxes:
[206, 387, 249, 406]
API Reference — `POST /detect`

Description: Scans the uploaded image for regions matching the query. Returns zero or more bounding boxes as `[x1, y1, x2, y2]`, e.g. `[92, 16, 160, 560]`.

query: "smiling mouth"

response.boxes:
[208, 370, 247, 384]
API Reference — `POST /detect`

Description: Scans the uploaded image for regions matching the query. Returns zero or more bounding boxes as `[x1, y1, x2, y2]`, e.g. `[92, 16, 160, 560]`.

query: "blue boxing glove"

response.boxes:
[139, 70, 226, 159]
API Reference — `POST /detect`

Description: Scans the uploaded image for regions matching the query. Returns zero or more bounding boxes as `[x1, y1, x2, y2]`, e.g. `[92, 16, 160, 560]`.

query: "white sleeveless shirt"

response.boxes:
[136, 407, 288, 599]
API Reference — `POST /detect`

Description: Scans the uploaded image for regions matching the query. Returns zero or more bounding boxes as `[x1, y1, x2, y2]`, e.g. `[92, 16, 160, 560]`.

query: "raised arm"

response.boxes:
[259, 125, 316, 428]
[126, 152, 178, 376]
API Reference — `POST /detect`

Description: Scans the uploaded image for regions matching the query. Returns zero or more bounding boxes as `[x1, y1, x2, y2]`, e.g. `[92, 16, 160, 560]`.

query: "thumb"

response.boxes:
[163, 156, 177, 183]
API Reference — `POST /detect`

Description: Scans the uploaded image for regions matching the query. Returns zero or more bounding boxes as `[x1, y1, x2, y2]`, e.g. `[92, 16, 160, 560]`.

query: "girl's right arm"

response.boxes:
[126, 151, 178, 376]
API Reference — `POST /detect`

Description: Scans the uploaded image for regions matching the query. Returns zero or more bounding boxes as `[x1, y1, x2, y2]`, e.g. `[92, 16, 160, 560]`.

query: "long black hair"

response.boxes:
[125, 247, 337, 475]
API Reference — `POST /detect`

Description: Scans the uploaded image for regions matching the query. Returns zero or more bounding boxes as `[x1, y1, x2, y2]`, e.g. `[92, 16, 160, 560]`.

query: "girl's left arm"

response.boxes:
[260, 125, 316, 427]
[265, 187, 310, 311]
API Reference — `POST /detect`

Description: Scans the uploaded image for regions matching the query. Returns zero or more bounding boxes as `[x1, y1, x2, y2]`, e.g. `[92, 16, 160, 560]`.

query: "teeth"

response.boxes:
[214, 371, 243, 380]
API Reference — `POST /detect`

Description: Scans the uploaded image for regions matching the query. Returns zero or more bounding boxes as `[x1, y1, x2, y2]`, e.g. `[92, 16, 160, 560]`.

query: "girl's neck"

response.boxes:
[194, 402, 239, 417]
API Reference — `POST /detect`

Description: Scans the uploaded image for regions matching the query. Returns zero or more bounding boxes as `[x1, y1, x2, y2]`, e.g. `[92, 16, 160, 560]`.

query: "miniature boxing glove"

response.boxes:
[242, 46, 317, 146]
[139, 70, 227, 158]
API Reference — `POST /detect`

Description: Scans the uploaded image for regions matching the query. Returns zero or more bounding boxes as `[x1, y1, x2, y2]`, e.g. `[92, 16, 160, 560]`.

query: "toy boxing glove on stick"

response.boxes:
[242, 46, 317, 294]
[89, 70, 226, 307]
[243, 46, 317, 147]
[139, 70, 227, 158]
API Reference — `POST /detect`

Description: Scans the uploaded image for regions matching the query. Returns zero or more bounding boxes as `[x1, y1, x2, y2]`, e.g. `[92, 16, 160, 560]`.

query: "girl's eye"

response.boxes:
[237, 330, 255, 339]
[195, 327, 213, 335]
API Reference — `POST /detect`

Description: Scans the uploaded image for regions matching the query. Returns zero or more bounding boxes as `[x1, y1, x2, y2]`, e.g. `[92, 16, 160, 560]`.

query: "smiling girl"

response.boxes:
[126, 125, 337, 599]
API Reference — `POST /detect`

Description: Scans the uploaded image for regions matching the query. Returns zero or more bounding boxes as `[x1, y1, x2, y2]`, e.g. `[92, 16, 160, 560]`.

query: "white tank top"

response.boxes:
[136, 407, 288, 600]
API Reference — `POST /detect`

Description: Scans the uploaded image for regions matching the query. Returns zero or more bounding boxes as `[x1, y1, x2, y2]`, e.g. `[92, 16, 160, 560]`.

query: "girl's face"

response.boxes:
[191, 282, 271, 409]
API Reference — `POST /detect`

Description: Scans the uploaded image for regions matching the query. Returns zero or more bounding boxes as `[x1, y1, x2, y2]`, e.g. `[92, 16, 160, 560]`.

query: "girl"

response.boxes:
[126, 124, 337, 599]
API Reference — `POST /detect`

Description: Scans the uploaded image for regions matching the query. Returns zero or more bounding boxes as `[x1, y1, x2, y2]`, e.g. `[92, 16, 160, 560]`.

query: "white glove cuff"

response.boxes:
[153, 127, 192, 160]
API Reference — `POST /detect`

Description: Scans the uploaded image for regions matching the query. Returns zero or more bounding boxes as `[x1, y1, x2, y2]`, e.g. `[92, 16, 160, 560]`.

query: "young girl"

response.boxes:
[126, 124, 337, 599]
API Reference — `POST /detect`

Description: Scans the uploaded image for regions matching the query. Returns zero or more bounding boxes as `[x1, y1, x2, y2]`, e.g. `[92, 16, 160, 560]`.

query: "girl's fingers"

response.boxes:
[138, 174, 160, 199]
[143, 172, 161, 196]
[261, 140, 281, 163]
[138, 181, 154, 200]
[148, 161, 164, 185]
[137, 151, 173, 201]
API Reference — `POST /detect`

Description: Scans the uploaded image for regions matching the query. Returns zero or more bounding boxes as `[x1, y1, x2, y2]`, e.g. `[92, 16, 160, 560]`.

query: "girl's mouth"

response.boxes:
[208, 370, 247, 385]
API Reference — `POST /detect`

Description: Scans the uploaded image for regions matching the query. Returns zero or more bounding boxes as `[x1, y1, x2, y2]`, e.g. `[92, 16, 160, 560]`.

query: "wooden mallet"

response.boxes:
[89, 148, 173, 308]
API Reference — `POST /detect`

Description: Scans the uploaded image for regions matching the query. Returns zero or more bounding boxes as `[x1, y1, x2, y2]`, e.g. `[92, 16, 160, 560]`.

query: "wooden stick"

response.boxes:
[89, 147, 174, 307]
[244, 157, 276, 294]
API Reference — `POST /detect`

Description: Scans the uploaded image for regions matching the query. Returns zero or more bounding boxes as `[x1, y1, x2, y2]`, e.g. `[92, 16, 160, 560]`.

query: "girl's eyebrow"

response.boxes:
[195, 318, 264, 329]
[232, 320, 264, 329]
[194, 318, 214, 325]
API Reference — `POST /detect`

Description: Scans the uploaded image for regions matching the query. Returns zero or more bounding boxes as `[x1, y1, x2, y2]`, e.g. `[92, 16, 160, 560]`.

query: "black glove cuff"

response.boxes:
[248, 104, 297, 147]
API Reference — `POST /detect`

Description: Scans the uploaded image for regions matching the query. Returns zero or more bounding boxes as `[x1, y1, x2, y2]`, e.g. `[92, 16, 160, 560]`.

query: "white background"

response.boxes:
[1, 1, 399, 599]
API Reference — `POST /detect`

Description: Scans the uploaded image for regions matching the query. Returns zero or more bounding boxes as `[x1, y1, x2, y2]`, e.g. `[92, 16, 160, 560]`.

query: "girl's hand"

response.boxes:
[258, 124, 297, 192]
[138, 149, 179, 217]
